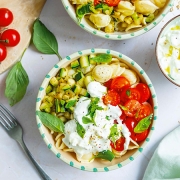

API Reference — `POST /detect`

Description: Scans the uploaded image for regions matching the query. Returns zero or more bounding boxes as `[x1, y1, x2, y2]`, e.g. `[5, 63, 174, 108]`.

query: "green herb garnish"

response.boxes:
[89, 54, 112, 64]
[76, 122, 86, 138]
[95, 150, 115, 162]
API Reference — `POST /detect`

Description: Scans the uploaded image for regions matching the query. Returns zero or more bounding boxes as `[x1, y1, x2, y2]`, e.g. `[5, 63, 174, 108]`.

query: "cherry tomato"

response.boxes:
[0, 44, 7, 62]
[120, 87, 141, 104]
[136, 83, 150, 103]
[120, 110, 126, 121]
[110, 137, 125, 151]
[111, 76, 130, 92]
[0, 8, 13, 27]
[0, 29, 20, 47]
[135, 102, 152, 121]
[123, 99, 141, 117]
[104, 79, 113, 89]
[105, 0, 121, 6]
[123, 117, 149, 142]
[94, 0, 101, 6]
[102, 89, 121, 106]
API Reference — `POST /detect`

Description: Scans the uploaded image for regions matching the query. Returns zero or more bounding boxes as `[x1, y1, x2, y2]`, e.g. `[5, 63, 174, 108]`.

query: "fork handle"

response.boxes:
[17, 138, 52, 180]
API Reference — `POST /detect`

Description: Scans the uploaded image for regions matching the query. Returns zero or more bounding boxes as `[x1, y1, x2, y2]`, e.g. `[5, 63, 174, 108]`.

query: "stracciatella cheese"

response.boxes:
[62, 81, 131, 158]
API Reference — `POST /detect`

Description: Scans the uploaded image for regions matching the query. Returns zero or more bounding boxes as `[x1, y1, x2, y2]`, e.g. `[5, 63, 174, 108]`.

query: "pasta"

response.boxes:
[70, 0, 167, 32]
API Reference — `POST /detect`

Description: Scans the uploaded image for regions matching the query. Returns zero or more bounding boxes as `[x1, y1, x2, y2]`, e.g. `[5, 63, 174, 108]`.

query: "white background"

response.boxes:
[0, 0, 180, 180]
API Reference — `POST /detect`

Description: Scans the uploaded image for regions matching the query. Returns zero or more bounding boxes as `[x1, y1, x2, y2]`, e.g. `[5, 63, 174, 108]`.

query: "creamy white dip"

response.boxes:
[157, 20, 180, 83]
[63, 81, 131, 159]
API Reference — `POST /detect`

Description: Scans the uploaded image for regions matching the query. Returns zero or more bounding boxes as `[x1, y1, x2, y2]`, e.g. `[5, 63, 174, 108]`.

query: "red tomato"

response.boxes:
[0, 29, 20, 47]
[94, 0, 101, 6]
[111, 76, 130, 92]
[0, 44, 7, 62]
[102, 89, 121, 106]
[120, 110, 126, 121]
[110, 137, 125, 151]
[120, 87, 141, 104]
[0, 8, 13, 27]
[135, 102, 153, 121]
[123, 100, 141, 117]
[105, 0, 121, 6]
[103, 79, 112, 89]
[123, 117, 149, 142]
[136, 83, 150, 103]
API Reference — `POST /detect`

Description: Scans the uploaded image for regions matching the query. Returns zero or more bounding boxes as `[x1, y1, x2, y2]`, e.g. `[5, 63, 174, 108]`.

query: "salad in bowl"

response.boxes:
[36, 49, 158, 171]
[62, 0, 174, 39]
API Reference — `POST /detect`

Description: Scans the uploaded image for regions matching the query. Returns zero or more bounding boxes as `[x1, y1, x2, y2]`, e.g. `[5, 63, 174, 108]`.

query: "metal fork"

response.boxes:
[0, 104, 51, 180]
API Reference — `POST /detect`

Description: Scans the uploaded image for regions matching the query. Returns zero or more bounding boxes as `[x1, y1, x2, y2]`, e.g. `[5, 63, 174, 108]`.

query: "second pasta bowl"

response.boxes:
[36, 49, 158, 171]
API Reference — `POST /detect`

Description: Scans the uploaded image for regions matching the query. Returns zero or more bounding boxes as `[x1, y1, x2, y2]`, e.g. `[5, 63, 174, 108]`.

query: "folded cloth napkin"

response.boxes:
[143, 125, 180, 180]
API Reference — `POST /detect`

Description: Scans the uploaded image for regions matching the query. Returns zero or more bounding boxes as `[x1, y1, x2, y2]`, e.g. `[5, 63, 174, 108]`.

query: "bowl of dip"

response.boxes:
[156, 15, 180, 86]
[61, 0, 174, 40]
[36, 49, 158, 171]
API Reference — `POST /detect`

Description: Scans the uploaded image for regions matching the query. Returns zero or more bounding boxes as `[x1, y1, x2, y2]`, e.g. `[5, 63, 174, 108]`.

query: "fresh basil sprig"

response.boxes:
[109, 124, 119, 144]
[5, 51, 29, 106]
[90, 54, 112, 63]
[76, 122, 86, 138]
[37, 111, 65, 133]
[33, 19, 62, 60]
[134, 114, 153, 133]
[96, 150, 115, 162]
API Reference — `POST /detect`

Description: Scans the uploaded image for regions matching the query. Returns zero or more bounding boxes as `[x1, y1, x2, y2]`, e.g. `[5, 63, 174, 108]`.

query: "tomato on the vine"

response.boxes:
[111, 76, 130, 92]
[105, 0, 121, 6]
[123, 99, 141, 117]
[102, 89, 121, 106]
[0, 8, 13, 27]
[0, 29, 20, 47]
[120, 87, 141, 104]
[110, 136, 125, 151]
[0, 44, 7, 62]
[123, 117, 149, 142]
[135, 102, 152, 121]
[136, 83, 150, 103]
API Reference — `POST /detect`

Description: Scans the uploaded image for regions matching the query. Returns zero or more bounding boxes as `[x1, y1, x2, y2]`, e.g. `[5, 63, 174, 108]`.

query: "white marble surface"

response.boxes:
[0, 1, 180, 180]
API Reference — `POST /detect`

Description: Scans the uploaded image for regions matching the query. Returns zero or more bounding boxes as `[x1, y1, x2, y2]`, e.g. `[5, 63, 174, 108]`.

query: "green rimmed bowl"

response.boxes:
[36, 49, 158, 172]
[61, 0, 174, 40]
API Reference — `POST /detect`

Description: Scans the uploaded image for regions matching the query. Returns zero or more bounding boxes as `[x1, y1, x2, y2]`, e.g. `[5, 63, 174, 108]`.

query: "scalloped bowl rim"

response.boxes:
[36, 48, 158, 172]
[61, 0, 175, 40]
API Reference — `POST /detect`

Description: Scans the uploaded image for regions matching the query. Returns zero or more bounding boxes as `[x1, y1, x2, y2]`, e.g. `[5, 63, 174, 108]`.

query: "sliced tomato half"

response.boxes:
[136, 83, 150, 103]
[105, 0, 121, 6]
[110, 136, 125, 151]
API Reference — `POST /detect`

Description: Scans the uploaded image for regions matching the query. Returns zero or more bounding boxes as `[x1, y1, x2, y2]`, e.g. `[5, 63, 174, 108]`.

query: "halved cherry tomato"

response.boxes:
[135, 102, 152, 121]
[102, 89, 121, 106]
[105, 0, 121, 6]
[123, 117, 149, 142]
[136, 83, 150, 103]
[103, 79, 112, 89]
[111, 76, 130, 92]
[0, 29, 20, 47]
[94, 0, 101, 6]
[0, 44, 7, 62]
[110, 136, 125, 151]
[120, 110, 126, 121]
[120, 87, 141, 104]
[123, 99, 141, 117]
[0, 8, 13, 27]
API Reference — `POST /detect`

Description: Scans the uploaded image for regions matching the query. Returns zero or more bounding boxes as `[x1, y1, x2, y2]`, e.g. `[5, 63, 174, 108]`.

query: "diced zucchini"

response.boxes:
[60, 106, 66, 113]
[74, 71, 84, 81]
[71, 60, 80, 68]
[84, 75, 94, 87]
[60, 99, 65, 106]
[62, 84, 71, 91]
[55, 99, 61, 113]
[89, 54, 97, 65]
[72, 85, 82, 94]
[46, 85, 53, 94]
[81, 64, 95, 74]
[67, 78, 75, 86]
[79, 55, 90, 68]
[80, 88, 90, 97]
[40, 102, 52, 111]
[59, 68, 68, 78]
[77, 77, 85, 87]
[50, 77, 59, 87]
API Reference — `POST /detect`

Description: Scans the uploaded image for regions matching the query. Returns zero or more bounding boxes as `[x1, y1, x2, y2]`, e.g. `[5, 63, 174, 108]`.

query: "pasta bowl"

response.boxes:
[156, 15, 180, 86]
[36, 48, 158, 172]
[61, 0, 174, 40]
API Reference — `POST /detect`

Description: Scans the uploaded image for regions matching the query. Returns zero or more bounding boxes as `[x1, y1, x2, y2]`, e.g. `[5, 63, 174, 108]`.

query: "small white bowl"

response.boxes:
[36, 49, 158, 172]
[61, 0, 174, 40]
[156, 15, 180, 86]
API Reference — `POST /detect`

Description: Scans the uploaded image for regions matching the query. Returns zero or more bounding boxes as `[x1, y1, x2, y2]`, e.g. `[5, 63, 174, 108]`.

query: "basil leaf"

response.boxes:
[76, 122, 86, 138]
[5, 61, 29, 106]
[37, 111, 64, 133]
[65, 100, 77, 109]
[90, 54, 112, 63]
[96, 150, 115, 162]
[109, 124, 119, 144]
[33, 19, 62, 60]
[126, 89, 131, 97]
[82, 116, 92, 124]
[76, 3, 91, 20]
[134, 114, 153, 133]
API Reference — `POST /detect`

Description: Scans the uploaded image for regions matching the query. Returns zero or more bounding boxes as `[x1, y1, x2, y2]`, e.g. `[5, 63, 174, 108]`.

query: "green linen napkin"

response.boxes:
[143, 125, 180, 180]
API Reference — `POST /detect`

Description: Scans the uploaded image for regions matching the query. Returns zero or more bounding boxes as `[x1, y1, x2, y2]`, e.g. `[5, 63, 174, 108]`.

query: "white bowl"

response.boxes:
[156, 15, 180, 86]
[36, 48, 158, 171]
[61, 0, 174, 40]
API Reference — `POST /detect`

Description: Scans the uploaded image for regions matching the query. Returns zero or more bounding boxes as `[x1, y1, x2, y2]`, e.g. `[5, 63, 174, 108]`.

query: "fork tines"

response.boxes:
[0, 104, 17, 130]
